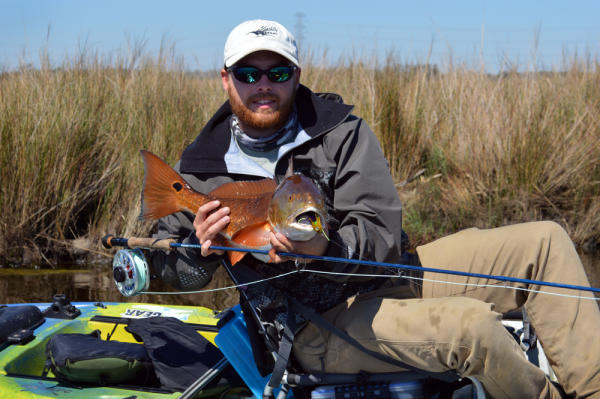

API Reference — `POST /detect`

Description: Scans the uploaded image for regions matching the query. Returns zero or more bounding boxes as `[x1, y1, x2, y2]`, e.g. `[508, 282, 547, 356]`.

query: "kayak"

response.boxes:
[0, 294, 249, 399]
[1, 291, 557, 399]
[3, 237, 558, 399]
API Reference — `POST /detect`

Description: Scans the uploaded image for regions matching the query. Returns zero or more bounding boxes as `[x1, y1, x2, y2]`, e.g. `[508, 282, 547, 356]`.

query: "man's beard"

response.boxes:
[228, 88, 296, 134]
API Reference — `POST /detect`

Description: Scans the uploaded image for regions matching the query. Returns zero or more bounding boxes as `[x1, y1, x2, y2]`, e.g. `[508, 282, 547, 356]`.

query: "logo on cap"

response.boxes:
[248, 25, 278, 37]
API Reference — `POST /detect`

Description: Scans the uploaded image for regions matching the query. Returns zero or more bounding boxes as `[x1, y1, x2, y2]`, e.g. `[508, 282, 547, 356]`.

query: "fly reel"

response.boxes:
[112, 249, 150, 297]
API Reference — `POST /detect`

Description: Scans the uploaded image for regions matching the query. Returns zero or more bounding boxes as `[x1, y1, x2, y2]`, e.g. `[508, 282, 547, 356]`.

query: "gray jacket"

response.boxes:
[150, 85, 404, 311]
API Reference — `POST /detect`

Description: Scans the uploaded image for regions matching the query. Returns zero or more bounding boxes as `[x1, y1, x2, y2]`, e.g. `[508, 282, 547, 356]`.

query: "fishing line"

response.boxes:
[304, 269, 600, 302]
[137, 265, 600, 301]
[139, 269, 300, 295]
[174, 243, 600, 295]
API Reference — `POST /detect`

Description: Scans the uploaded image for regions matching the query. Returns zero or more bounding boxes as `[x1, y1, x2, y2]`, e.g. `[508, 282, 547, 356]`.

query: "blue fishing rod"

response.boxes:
[102, 235, 600, 296]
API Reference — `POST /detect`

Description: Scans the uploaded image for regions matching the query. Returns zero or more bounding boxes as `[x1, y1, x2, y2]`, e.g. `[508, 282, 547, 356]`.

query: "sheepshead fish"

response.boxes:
[139, 150, 328, 265]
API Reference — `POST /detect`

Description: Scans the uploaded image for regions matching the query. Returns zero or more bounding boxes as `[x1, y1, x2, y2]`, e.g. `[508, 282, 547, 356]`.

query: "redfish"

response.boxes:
[139, 150, 328, 265]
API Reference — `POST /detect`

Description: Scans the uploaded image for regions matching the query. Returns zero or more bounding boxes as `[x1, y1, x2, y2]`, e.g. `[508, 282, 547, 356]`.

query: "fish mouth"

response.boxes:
[295, 211, 319, 226]
[293, 208, 323, 228]
[290, 208, 329, 241]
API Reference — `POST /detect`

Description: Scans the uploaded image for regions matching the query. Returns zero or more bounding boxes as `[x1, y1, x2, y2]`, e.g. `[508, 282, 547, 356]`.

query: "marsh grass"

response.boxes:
[0, 49, 226, 264]
[1, 50, 598, 265]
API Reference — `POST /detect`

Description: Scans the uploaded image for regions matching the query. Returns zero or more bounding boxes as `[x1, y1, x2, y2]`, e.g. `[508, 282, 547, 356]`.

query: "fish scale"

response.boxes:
[206, 180, 275, 239]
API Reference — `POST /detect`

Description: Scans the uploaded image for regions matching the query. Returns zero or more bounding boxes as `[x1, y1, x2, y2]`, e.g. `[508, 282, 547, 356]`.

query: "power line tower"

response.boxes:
[294, 12, 305, 52]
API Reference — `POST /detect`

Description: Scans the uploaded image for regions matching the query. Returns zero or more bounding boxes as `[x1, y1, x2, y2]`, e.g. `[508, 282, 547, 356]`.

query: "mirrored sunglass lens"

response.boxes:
[231, 66, 293, 83]
[233, 67, 260, 83]
[268, 67, 292, 82]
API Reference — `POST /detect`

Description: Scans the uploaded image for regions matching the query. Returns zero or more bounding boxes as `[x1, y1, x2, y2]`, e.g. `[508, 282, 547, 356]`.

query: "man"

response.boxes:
[151, 19, 600, 398]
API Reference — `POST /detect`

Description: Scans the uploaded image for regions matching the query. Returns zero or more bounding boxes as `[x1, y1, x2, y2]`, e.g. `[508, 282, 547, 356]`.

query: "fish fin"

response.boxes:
[285, 156, 294, 178]
[229, 251, 246, 266]
[209, 178, 277, 199]
[140, 150, 207, 220]
[228, 222, 272, 266]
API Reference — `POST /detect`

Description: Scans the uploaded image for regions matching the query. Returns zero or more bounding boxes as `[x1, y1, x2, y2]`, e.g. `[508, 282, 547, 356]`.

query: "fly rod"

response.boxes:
[102, 234, 600, 294]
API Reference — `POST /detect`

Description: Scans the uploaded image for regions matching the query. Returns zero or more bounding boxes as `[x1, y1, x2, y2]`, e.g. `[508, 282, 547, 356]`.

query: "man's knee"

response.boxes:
[524, 221, 569, 241]
[520, 221, 577, 258]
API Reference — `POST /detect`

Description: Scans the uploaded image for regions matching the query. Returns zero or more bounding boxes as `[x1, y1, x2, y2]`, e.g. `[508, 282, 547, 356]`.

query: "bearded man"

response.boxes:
[150, 19, 600, 399]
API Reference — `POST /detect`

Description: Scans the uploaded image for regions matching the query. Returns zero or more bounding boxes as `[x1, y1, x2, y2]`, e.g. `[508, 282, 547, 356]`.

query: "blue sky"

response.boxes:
[1, 0, 598, 73]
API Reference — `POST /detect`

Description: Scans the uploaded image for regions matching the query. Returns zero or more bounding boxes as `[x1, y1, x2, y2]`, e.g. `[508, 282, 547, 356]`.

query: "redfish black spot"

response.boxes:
[172, 182, 183, 192]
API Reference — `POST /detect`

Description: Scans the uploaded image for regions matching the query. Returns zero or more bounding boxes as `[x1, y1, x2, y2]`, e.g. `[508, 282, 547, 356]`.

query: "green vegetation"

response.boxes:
[1, 50, 598, 265]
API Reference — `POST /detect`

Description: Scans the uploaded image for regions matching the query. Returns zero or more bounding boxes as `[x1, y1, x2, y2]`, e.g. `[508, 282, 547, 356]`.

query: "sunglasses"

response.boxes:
[228, 65, 297, 84]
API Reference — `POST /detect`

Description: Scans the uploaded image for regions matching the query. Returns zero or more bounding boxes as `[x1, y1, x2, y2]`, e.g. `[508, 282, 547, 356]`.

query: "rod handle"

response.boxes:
[102, 234, 175, 251]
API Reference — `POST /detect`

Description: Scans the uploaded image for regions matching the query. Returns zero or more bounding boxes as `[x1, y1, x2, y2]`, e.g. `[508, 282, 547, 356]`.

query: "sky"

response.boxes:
[1, 0, 598, 73]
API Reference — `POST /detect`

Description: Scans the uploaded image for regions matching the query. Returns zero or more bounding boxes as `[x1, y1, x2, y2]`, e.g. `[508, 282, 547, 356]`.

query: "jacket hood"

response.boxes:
[180, 84, 354, 174]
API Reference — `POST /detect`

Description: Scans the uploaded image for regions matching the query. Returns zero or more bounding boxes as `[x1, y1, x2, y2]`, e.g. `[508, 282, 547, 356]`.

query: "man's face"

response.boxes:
[221, 51, 300, 138]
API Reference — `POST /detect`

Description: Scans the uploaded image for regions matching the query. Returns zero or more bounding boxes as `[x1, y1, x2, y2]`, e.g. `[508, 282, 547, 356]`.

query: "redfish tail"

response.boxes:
[139, 150, 206, 220]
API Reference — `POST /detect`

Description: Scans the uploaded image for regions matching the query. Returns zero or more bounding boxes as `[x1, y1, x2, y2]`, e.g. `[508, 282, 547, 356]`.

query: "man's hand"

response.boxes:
[268, 231, 329, 264]
[193, 200, 230, 257]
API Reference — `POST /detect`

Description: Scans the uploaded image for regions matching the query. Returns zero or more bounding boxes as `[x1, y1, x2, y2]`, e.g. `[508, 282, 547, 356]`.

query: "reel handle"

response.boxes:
[102, 234, 175, 251]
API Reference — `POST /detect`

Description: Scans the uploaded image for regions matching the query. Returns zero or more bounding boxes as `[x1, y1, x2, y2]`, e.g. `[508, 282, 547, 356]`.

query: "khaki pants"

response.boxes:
[294, 222, 600, 399]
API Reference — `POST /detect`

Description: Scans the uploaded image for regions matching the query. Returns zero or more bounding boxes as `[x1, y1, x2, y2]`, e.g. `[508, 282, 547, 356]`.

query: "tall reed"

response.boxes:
[1, 49, 598, 265]
[0, 48, 225, 264]
[305, 58, 600, 247]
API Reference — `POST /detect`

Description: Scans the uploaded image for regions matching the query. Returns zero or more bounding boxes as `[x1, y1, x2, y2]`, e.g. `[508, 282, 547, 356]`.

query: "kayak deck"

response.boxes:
[0, 301, 224, 398]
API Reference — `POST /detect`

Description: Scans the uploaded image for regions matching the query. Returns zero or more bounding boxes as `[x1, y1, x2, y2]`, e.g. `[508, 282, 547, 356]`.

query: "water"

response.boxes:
[0, 253, 598, 308]
[0, 264, 239, 309]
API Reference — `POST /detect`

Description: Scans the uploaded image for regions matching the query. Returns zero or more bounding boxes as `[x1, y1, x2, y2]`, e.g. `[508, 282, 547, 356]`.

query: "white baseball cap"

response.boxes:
[224, 19, 299, 68]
